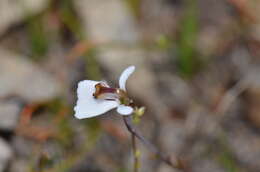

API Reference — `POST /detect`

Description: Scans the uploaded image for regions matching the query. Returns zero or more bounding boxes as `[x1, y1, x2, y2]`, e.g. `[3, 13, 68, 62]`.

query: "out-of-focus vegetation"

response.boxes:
[1, 0, 260, 171]
[176, 0, 200, 78]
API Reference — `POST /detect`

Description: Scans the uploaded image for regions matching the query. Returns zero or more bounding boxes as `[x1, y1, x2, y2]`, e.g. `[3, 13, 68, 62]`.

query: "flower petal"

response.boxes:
[116, 105, 133, 115]
[119, 66, 135, 90]
[74, 80, 119, 119]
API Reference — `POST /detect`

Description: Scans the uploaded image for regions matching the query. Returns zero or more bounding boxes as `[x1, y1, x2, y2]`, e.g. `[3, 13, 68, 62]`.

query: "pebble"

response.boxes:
[0, 48, 61, 103]
[0, 102, 20, 131]
[0, 138, 12, 172]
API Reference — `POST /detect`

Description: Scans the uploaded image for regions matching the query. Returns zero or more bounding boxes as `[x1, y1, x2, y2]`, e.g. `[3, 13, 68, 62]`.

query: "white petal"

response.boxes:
[74, 80, 119, 119]
[119, 66, 135, 90]
[116, 105, 133, 115]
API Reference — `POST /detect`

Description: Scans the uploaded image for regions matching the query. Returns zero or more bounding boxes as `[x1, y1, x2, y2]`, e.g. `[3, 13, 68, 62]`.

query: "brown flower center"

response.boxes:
[93, 83, 132, 106]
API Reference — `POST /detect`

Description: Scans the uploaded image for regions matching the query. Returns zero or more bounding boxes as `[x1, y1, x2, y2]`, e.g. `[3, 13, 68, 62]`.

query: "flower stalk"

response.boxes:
[123, 115, 187, 171]
[131, 132, 139, 172]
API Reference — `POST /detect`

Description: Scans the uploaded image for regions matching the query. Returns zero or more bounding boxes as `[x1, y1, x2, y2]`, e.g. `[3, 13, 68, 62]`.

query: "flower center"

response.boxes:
[93, 83, 132, 106]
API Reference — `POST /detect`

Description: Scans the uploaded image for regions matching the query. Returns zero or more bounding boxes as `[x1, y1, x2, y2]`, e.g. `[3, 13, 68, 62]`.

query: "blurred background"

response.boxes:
[0, 0, 260, 171]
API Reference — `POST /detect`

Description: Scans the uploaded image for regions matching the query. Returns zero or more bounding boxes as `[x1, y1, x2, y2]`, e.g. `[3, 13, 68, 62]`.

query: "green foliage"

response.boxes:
[156, 34, 173, 50]
[27, 14, 49, 60]
[45, 98, 75, 147]
[46, 98, 66, 114]
[58, 0, 84, 39]
[83, 49, 102, 80]
[117, 168, 129, 172]
[217, 151, 240, 172]
[176, 0, 200, 78]
[216, 136, 241, 172]
[84, 118, 101, 141]
[57, 118, 74, 147]
[124, 0, 141, 18]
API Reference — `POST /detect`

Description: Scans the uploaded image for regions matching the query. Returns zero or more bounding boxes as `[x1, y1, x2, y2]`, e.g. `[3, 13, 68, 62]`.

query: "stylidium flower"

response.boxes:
[74, 66, 136, 119]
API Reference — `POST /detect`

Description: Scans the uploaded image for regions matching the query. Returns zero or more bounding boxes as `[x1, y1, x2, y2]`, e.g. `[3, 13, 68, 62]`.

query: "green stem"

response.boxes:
[122, 116, 187, 171]
[131, 133, 139, 172]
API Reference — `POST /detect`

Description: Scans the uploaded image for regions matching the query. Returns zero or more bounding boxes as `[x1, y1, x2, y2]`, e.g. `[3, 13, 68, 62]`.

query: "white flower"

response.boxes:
[74, 66, 135, 119]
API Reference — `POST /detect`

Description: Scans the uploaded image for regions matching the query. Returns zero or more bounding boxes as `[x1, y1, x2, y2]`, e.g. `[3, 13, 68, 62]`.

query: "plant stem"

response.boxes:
[131, 133, 139, 172]
[122, 116, 187, 171]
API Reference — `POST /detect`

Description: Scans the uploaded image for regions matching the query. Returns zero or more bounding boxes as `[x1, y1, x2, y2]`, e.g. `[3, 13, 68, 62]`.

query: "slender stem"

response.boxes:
[131, 133, 139, 172]
[123, 116, 186, 171]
